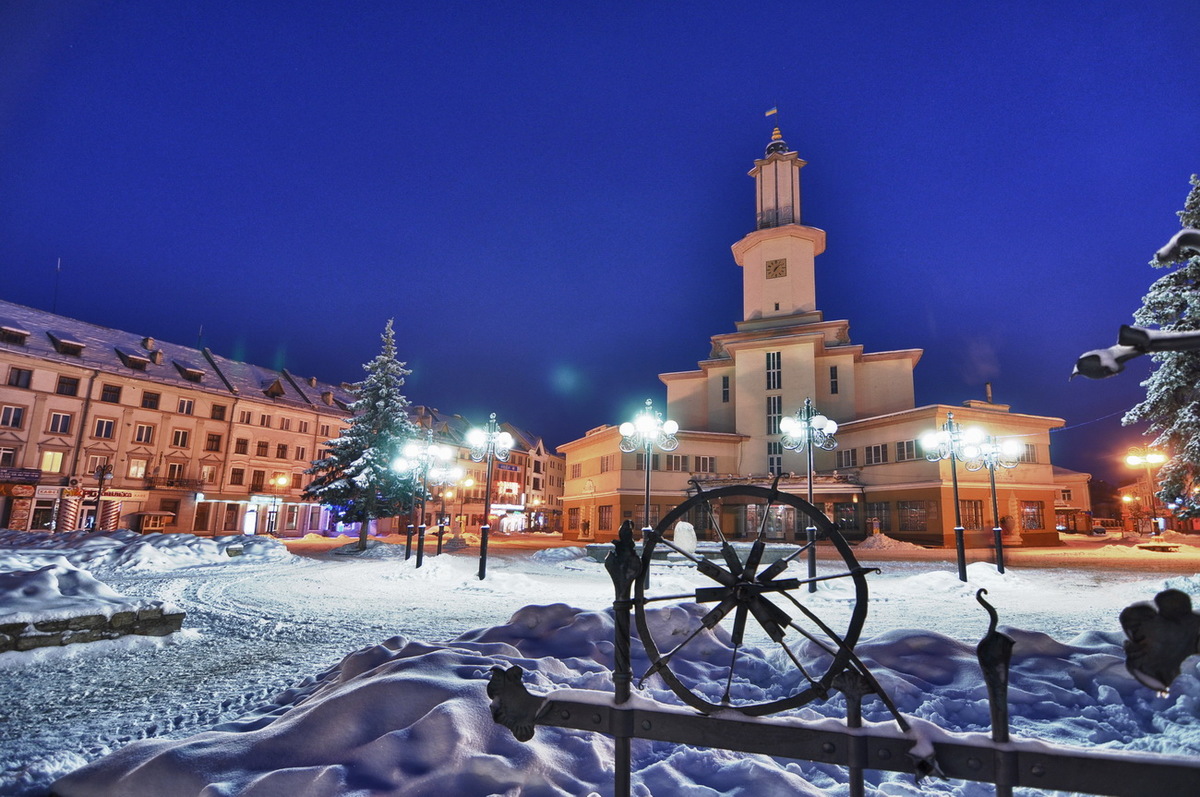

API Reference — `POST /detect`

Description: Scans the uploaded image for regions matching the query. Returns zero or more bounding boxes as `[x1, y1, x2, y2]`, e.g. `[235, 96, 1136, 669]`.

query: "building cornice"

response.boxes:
[731, 223, 827, 263]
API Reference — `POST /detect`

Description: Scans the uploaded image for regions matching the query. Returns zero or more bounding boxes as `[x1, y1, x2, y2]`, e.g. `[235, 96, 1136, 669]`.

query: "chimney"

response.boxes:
[141, 337, 155, 351]
[985, 382, 994, 403]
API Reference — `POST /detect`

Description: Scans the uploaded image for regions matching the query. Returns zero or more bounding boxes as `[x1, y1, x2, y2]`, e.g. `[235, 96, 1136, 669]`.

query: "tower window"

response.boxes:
[766, 395, 782, 435]
[721, 375, 730, 403]
[766, 351, 782, 391]
[830, 366, 839, 395]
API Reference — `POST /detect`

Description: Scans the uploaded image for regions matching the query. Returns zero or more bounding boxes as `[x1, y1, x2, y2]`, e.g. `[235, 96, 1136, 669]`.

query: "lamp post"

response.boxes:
[960, 434, 1021, 574]
[393, 431, 452, 567]
[921, 412, 980, 583]
[93, 463, 114, 531]
[529, 497, 542, 531]
[446, 476, 475, 550]
[265, 474, 289, 536]
[618, 399, 679, 532]
[468, 413, 514, 580]
[1125, 447, 1167, 535]
[780, 398, 839, 593]
[1121, 494, 1144, 536]
[428, 463, 465, 556]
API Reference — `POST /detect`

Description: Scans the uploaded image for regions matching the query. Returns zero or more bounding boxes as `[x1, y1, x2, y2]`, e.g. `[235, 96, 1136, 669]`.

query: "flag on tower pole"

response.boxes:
[765, 107, 778, 117]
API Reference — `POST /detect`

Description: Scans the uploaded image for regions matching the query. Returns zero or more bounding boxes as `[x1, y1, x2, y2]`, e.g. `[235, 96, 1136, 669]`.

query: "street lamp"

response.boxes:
[1122, 494, 1145, 536]
[265, 474, 289, 536]
[393, 431, 453, 566]
[468, 413, 514, 580]
[780, 397, 839, 593]
[618, 399, 679, 532]
[960, 434, 1022, 574]
[1125, 447, 1167, 535]
[428, 463, 465, 555]
[445, 476, 476, 550]
[921, 412, 979, 583]
[93, 463, 114, 531]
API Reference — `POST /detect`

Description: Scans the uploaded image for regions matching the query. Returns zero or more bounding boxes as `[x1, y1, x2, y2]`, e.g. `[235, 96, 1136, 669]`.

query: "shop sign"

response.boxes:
[497, 463, 519, 472]
[80, 488, 150, 501]
[0, 484, 36, 497]
[35, 486, 62, 499]
[0, 467, 41, 484]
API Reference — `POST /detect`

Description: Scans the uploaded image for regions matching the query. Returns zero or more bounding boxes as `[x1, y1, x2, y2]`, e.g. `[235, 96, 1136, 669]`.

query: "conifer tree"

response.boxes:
[1124, 174, 1200, 515]
[303, 319, 420, 549]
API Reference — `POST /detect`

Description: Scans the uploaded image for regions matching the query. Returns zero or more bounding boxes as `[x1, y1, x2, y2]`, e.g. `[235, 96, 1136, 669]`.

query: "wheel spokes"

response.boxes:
[722, 604, 750, 704]
[638, 594, 738, 686]
[635, 482, 875, 716]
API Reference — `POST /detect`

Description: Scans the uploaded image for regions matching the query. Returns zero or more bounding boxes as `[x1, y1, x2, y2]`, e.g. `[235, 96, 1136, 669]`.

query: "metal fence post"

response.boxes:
[606, 520, 641, 797]
[478, 523, 490, 580]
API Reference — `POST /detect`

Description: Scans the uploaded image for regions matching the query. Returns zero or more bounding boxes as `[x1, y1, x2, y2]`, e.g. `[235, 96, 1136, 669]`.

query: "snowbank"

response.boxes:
[855, 533, 927, 551]
[0, 562, 178, 625]
[0, 529, 292, 575]
[50, 598, 1200, 797]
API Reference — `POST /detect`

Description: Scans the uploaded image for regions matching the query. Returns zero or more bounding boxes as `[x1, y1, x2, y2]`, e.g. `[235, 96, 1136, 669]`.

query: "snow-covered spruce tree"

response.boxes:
[303, 319, 421, 549]
[1124, 174, 1200, 516]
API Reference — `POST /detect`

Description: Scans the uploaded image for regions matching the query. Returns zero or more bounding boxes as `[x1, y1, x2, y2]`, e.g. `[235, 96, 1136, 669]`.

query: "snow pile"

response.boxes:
[0, 563, 177, 625]
[49, 598, 1200, 797]
[530, 546, 587, 563]
[0, 529, 291, 575]
[855, 533, 927, 551]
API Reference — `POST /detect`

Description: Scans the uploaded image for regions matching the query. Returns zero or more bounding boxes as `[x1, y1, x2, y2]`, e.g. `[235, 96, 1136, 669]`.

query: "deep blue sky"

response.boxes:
[2, 2, 1197, 484]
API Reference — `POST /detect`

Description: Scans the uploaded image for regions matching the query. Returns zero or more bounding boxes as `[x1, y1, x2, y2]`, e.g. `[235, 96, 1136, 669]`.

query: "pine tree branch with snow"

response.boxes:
[1124, 175, 1200, 516]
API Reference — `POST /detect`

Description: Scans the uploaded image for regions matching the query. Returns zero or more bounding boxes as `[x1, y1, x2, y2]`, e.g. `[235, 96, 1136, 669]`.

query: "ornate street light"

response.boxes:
[468, 413, 514, 580]
[393, 431, 453, 567]
[445, 476, 476, 550]
[93, 463, 114, 531]
[265, 474, 289, 536]
[1125, 447, 1167, 535]
[921, 412, 981, 583]
[619, 399, 679, 532]
[428, 463, 465, 555]
[960, 434, 1021, 574]
[780, 397, 838, 593]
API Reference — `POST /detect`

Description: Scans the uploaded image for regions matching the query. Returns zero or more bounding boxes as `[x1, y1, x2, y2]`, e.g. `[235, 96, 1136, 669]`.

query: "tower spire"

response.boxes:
[765, 126, 789, 157]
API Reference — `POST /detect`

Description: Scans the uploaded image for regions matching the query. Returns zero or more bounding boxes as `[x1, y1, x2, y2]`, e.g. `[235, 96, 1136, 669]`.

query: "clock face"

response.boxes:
[765, 258, 787, 279]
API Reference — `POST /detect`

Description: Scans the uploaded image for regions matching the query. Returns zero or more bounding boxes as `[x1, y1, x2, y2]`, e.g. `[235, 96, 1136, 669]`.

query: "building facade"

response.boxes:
[0, 299, 355, 535]
[407, 406, 565, 536]
[0, 301, 564, 537]
[560, 129, 1085, 546]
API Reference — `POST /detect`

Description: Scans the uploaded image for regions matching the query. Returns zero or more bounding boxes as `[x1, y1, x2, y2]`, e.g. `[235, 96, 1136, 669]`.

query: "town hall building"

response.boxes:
[559, 128, 1089, 547]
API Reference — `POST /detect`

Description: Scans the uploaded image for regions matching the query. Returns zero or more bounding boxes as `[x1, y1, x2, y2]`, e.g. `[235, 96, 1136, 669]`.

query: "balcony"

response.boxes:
[145, 476, 206, 491]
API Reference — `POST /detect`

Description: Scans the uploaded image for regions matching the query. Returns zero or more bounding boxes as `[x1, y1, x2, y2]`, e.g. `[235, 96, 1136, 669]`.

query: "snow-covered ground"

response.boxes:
[1, 528, 1199, 796]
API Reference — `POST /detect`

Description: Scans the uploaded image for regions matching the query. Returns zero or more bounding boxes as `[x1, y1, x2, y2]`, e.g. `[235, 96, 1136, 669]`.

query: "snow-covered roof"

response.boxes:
[0, 299, 352, 412]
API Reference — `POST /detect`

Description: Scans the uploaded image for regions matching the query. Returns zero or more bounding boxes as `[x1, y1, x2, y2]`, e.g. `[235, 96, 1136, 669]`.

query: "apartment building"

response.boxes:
[0, 299, 353, 535]
[0, 301, 568, 539]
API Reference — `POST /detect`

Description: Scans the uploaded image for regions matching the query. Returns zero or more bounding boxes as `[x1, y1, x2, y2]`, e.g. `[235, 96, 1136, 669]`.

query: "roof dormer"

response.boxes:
[47, 331, 86, 356]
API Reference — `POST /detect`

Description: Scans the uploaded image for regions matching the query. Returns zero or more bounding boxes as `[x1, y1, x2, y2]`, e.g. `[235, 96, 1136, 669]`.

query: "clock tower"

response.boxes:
[731, 127, 826, 323]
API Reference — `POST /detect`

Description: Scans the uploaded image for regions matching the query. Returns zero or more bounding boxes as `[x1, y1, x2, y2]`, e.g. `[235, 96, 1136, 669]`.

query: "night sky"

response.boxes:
[2, 2, 1197, 485]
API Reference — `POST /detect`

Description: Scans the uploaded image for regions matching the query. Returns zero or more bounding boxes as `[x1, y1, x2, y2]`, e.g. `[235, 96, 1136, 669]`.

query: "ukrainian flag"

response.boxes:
[765, 107, 778, 117]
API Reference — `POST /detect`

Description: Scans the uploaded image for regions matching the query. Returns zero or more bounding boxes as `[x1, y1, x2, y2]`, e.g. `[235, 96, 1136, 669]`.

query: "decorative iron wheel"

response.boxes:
[633, 483, 872, 716]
